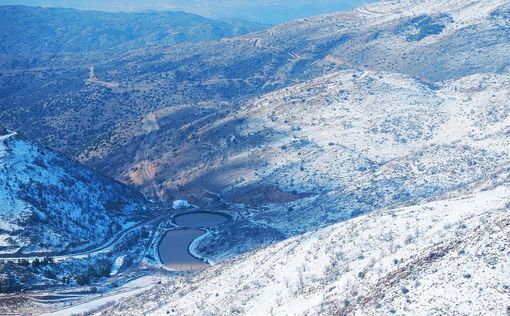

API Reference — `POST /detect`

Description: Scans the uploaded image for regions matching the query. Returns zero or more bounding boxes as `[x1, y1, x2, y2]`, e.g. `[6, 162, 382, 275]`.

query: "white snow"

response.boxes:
[96, 185, 510, 315]
[0, 133, 142, 254]
[172, 200, 192, 210]
[43, 275, 161, 316]
[110, 256, 125, 276]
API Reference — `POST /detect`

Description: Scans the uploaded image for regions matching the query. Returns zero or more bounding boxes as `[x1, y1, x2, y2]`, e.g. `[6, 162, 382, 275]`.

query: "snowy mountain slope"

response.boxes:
[123, 68, 510, 263]
[95, 183, 510, 316]
[355, 0, 506, 26]
[291, 0, 510, 80]
[0, 130, 147, 255]
[2, 0, 510, 190]
[101, 0, 510, 195]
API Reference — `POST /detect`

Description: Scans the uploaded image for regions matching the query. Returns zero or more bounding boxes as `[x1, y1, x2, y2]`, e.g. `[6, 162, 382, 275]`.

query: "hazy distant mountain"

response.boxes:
[0, 0, 373, 24]
[0, 5, 268, 55]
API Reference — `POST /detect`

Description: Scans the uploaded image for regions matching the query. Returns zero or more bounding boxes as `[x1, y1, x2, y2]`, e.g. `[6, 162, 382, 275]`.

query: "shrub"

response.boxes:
[75, 273, 90, 286]
[43, 270, 57, 279]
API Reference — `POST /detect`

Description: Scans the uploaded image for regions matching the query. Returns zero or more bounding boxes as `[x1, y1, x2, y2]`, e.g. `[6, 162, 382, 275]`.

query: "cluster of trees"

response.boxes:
[0, 260, 30, 293]
[0, 254, 118, 294]
[0, 271, 20, 293]
[14, 256, 55, 270]
[0, 256, 60, 293]
[75, 263, 112, 286]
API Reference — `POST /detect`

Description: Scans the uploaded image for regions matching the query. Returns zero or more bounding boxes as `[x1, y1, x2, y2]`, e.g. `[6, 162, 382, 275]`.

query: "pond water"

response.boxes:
[174, 212, 229, 228]
[158, 229, 209, 271]
[158, 212, 229, 271]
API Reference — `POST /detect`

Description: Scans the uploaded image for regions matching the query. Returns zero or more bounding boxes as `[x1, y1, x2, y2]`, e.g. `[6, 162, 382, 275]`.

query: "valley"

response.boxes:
[0, 177, 234, 314]
[97, 183, 510, 315]
[0, 0, 509, 314]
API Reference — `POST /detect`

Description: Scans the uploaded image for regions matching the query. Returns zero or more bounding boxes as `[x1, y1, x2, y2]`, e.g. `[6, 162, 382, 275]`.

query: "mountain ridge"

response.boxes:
[0, 130, 148, 255]
[0, 5, 268, 56]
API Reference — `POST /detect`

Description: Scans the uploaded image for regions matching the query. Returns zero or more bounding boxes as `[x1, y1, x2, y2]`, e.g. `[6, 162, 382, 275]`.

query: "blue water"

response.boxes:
[174, 212, 229, 228]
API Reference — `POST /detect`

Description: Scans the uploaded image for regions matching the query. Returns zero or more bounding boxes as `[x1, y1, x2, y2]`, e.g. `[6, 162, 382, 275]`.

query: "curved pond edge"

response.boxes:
[157, 228, 209, 270]
[188, 228, 215, 265]
[157, 211, 231, 270]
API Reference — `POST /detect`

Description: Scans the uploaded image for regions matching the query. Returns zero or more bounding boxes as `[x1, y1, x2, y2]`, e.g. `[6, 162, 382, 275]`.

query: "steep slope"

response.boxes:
[96, 181, 510, 315]
[1, 0, 509, 266]
[0, 5, 268, 55]
[80, 0, 510, 188]
[2, 0, 510, 187]
[88, 69, 508, 261]
[0, 129, 147, 255]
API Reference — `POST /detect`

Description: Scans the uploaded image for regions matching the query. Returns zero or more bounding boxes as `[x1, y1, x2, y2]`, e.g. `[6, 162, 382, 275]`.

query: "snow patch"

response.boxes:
[172, 200, 192, 210]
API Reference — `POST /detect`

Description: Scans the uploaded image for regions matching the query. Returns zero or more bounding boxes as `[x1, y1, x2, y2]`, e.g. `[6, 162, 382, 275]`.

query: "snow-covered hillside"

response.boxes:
[0, 130, 146, 254]
[56, 0, 510, 263]
[2, 0, 510, 314]
[96, 181, 510, 315]
[89, 13, 510, 310]
[153, 68, 510, 262]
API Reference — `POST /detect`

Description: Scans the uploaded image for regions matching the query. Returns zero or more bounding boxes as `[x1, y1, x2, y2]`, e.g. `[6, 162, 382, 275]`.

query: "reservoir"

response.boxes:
[158, 229, 209, 271]
[158, 212, 229, 270]
[173, 211, 229, 228]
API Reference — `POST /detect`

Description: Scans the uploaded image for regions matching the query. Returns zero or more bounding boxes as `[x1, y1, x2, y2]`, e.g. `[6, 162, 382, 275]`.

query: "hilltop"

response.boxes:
[0, 5, 268, 55]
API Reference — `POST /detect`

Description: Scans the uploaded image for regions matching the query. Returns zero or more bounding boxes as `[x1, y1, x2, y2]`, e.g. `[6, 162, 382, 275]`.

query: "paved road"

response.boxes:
[0, 213, 169, 262]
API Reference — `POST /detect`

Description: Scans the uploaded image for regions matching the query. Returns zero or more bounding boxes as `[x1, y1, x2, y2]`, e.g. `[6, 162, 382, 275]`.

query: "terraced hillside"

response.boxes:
[1, 0, 510, 190]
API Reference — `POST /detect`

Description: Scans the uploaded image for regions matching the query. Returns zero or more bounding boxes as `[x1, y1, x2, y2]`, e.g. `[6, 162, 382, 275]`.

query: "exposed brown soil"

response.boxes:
[128, 161, 158, 185]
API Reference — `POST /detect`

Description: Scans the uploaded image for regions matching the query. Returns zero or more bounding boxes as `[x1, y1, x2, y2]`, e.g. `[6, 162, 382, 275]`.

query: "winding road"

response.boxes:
[0, 213, 169, 262]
